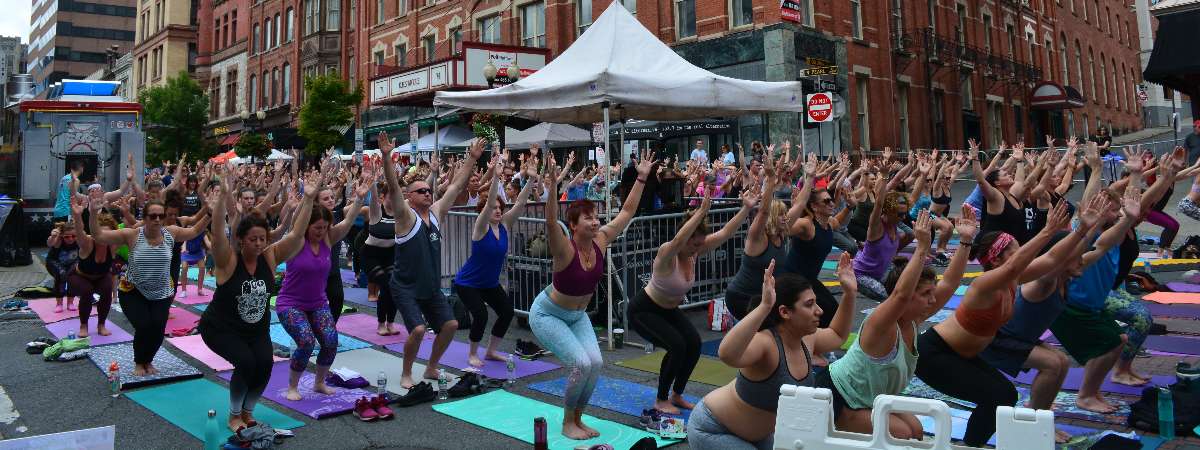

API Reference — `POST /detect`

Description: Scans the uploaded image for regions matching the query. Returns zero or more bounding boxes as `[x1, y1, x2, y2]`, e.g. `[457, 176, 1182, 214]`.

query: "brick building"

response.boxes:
[27, 0, 138, 96]
[197, 0, 250, 146]
[131, 0, 200, 101]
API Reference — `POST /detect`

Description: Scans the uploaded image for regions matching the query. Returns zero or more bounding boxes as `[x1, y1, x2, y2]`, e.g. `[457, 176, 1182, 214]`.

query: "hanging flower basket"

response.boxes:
[470, 113, 506, 144]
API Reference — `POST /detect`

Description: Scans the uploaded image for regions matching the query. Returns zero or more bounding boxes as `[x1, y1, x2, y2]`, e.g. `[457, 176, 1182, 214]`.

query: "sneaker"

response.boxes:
[515, 340, 548, 360]
[638, 408, 664, 431]
[352, 397, 379, 421]
[395, 382, 436, 407]
[448, 372, 482, 398]
[370, 395, 394, 419]
[932, 252, 950, 267]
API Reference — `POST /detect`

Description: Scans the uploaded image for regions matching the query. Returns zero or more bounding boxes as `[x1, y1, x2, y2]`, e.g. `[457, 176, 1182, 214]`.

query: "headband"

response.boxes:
[87, 184, 102, 191]
[979, 233, 1015, 268]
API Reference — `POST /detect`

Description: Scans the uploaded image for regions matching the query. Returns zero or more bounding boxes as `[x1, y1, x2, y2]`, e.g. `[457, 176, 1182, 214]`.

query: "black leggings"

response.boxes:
[913, 329, 1016, 447]
[362, 245, 396, 324]
[808, 276, 838, 329]
[117, 288, 172, 365]
[628, 288, 701, 400]
[326, 267, 344, 322]
[69, 271, 113, 328]
[453, 283, 514, 343]
[200, 322, 273, 415]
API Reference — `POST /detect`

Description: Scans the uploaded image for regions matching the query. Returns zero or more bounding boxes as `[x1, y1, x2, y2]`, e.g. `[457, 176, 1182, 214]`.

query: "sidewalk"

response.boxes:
[0, 257, 47, 301]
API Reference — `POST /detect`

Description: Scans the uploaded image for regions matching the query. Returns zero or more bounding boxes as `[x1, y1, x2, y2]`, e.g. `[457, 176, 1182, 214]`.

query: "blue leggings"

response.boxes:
[529, 288, 602, 409]
[1104, 289, 1152, 361]
[278, 306, 339, 372]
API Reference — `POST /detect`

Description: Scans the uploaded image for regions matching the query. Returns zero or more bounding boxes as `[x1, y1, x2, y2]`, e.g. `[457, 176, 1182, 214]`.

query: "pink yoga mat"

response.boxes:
[217, 361, 374, 419]
[28, 298, 94, 324]
[1011, 367, 1176, 396]
[335, 313, 411, 346]
[1142, 291, 1200, 305]
[1165, 282, 1200, 293]
[167, 334, 285, 371]
[174, 285, 214, 305]
[45, 316, 132, 345]
[164, 308, 201, 333]
[386, 339, 559, 380]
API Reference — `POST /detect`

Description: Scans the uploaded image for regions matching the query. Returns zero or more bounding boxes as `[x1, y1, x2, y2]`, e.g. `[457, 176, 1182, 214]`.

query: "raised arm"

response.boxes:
[861, 211, 931, 357]
[969, 139, 1005, 212]
[472, 154, 504, 242]
[329, 175, 372, 244]
[864, 169, 888, 242]
[502, 160, 539, 229]
[267, 172, 319, 263]
[971, 202, 1067, 291]
[89, 199, 135, 246]
[378, 132, 416, 236]
[717, 260, 775, 368]
[1018, 199, 1099, 283]
[433, 138, 484, 220]
[543, 153, 576, 267]
[597, 150, 654, 247]
[702, 189, 756, 253]
[69, 196, 94, 255]
[209, 170, 237, 281]
[811, 252, 858, 354]
[926, 205, 979, 315]
[654, 193, 713, 273]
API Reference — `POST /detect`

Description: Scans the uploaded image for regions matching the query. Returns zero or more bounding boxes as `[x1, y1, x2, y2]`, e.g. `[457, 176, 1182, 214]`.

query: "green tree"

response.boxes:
[298, 73, 363, 159]
[234, 132, 271, 161]
[140, 71, 214, 163]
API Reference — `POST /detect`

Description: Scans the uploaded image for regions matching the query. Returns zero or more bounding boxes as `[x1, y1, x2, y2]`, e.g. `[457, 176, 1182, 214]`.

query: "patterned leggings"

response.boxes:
[278, 306, 339, 372]
[1104, 289, 1152, 361]
[1180, 198, 1200, 222]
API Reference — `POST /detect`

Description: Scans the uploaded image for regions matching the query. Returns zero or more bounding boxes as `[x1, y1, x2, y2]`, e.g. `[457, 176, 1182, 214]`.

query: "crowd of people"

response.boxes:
[42, 128, 1200, 446]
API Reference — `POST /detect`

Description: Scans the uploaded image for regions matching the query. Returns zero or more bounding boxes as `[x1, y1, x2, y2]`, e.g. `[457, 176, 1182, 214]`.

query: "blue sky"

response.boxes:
[0, 2, 32, 44]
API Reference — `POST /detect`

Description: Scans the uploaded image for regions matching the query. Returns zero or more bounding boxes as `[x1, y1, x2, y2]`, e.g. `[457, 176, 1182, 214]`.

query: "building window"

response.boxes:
[348, 55, 355, 83]
[350, 0, 356, 28]
[275, 15, 281, 46]
[1044, 39, 1053, 81]
[522, 2, 546, 47]
[1099, 54, 1107, 105]
[328, 0, 340, 31]
[1081, 114, 1089, 136]
[1082, 0, 1088, 21]
[307, 0, 318, 34]
[398, 0, 408, 16]
[265, 20, 273, 49]
[578, 0, 593, 34]
[981, 14, 992, 53]
[422, 35, 435, 61]
[395, 43, 406, 67]
[891, 0, 902, 40]
[675, 0, 695, 38]
[961, 74, 973, 111]
[374, 50, 384, 66]
[988, 102, 1004, 148]
[377, 0, 386, 24]
[253, 24, 260, 53]
[231, 10, 237, 41]
[851, 0, 864, 39]
[1006, 23, 1016, 59]
[1013, 104, 1024, 136]
[156, 2, 163, 31]
[222, 15, 229, 48]
[226, 70, 237, 116]
[1074, 42, 1083, 90]
[933, 90, 946, 148]
[897, 84, 910, 150]
[1059, 36, 1069, 84]
[479, 15, 501, 43]
[731, 0, 752, 28]
[261, 72, 268, 106]
[956, 4, 967, 46]
[855, 76, 870, 149]
[622, 0, 636, 14]
[286, 8, 294, 41]
[272, 69, 279, 106]
[283, 64, 291, 104]
[249, 75, 257, 111]
[1087, 48, 1096, 99]
[449, 28, 462, 53]
[1067, 110, 1075, 135]
[213, 18, 220, 48]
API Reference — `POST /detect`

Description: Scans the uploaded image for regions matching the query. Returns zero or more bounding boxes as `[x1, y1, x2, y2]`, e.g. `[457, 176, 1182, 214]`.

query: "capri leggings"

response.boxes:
[914, 328, 1016, 447]
[686, 399, 773, 450]
[1104, 289, 1152, 361]
[628, 288, 701, 401]
[69, 270, 113, 328]
[1180, 198, 1200, 222]
[277, 306, 339, 372]
[1144, 210, 1179, 250]
[200, 322, 273, 416]
[855, 266, 892, 301]
[529, 288, 601, 409]
[361, 245, 397, 325]
[452, 283, 515, 343]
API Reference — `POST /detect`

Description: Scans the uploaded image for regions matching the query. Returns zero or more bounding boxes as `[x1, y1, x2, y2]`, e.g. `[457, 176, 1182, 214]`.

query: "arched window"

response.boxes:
[1087, 47, 1096, 99]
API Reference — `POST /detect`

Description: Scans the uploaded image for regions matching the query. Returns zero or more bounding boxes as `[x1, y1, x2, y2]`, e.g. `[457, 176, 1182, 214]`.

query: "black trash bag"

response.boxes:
[0, 202, 32, 267]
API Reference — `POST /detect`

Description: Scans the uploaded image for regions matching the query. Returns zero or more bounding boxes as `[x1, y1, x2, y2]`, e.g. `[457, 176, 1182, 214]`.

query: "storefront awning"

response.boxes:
[1030, 82, 1086, 110]
[218, 133, 241, 147]
[1143, 8, 1200, 97]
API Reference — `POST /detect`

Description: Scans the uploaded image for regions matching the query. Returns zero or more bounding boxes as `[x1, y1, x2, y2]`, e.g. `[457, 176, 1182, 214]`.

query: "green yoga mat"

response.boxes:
[433, 390, 678, 450]
[126, 378, 305, 441]
[616, 352, 737, 386]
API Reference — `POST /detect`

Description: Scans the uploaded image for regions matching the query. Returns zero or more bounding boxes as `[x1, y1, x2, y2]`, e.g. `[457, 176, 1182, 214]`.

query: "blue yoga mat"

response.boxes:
[268, 323, 372, 353]
[700, 339, 720, 358]
[528, 376, 699, 420]
[192, 303, 280, 323]
[944, 294, 964, 309]
[126, 378, 305, 441]
[915, 409, 1099, 447]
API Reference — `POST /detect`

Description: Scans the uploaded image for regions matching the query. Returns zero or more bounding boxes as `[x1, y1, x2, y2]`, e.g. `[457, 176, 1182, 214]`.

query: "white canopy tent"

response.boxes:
[394, 126, 474, 153]
[448, 122, 593, 149]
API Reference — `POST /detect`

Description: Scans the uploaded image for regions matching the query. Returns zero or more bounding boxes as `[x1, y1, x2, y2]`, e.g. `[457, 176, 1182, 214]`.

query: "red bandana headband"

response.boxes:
[979, 232, 1015, 268]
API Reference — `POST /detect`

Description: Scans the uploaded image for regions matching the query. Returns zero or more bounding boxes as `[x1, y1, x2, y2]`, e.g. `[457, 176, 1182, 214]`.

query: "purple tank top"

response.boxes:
[276, 240, 331, 311]
[852, 227, 899, 280]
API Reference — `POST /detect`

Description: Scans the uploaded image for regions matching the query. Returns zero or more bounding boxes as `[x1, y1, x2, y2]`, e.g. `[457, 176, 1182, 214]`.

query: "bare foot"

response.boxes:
[1076, 395, 1117, 414]
[78, 327, 90, 338]
[562, 422, 591, 440]
[97, 325, 111, 336]
[66, 300, 76, 311]
[145, 363, 159, 375]
[228, 415, 247, 432]
[1055, 429, 1071, 443]
[653, 399, 680, 415]
[484, 352, 506, 362]
[1111, 373, 1149, 386]
[386, 324, 399, 335]
[669, 393, 695, 410]
[240, 411, 257, 426]
[377, 325, 390, 336]
[285, 388, 302, 401]
[576, 419, 600, 438]
[132, 364, 148, 377]
[422, 368, 440, 382]
[468, 354, 485, 368]
[400, 375, 417, 390]
[313, 383, 337, 395]
[54, 304, 64, 313]
[368, 295, 378, 302]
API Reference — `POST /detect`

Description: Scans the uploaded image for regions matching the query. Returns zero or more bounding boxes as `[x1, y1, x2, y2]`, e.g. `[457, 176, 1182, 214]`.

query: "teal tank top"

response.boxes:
[829, 320, 918, 409]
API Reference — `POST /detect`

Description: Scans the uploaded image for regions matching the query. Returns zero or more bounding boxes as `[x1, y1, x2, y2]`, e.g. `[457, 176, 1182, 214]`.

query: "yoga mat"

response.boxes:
[192, 303, 279, 323]
[1145, 302, 1200, 318]
[217, 361, 374, 419]
[44, 316, 132, 345]
[527, 376, 699, 421]
[268, 323, 372, 353]
[335, 313, 409, 345]
[342, 287, 376, 308]
[167, 334, 286, 371]
[944, 295, 964, 310]
[1144, 335, 1200, 355]
[616, 352, 736, 387]
[389, 339, 560, 380]
[340, 269, 356, 286]
[86, 343, 202, 390]
[1010, 367, 1176, 396]
[1141, 436, 1165, 450]
[126, 378, 304, 441]
[955, 285, 968, 296]
[913, 410, 1100, 447]
[700, 339, 720, 358]
[164, 307, 201, 332]
[174, 284, 214, 305]
[1165, 282, 1200, 293]
[184, 267, 216, 289]
[323, 347, 450, 396]
[1030, 389, 1130, 426]
[433, 390, 679, 450]
[28, 298, 94, 324]
[821, 260, 838, 270]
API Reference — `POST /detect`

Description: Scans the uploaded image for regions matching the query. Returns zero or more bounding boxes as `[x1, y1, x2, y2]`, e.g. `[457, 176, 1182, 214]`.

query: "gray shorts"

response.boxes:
[390, 280, 455, 333]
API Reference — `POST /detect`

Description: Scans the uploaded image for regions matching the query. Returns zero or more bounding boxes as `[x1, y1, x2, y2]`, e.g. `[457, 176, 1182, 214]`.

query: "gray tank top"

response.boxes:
[735, 328, 813, 412]
[128, 227, 175, 300]
[726, 240, 786, 295]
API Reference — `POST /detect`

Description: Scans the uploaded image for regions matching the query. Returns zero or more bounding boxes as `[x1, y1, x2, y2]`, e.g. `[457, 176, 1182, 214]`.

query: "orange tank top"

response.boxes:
[954, 288, 1015, 337]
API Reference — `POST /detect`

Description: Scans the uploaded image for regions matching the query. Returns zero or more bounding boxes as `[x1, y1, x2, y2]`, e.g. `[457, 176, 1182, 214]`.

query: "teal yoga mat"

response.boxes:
[527, 376, 699, 420]
[433, 390, 679, 449]
[268, 323, 372, 353]
[126, 378, 305, 441]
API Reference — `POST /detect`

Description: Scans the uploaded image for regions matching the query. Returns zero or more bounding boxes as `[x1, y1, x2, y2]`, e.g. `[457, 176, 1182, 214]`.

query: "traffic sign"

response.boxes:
[807, 92, 834, 123]
[803, 66, 838, 76]
[805, 57, 831, 67]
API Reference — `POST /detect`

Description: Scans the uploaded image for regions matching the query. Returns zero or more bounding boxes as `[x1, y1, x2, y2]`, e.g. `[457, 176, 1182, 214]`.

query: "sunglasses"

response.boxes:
[409, 188, 432, 195]
[145, 213, 165, 220]
[819, 197, 835, 205]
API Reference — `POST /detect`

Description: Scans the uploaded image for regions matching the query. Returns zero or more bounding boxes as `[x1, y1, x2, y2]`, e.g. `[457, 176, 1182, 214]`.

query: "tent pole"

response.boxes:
[603, 102, 614, 351]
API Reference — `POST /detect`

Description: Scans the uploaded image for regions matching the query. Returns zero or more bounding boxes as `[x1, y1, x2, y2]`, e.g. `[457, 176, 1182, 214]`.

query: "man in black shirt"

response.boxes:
[1186, 119, 1200, 164]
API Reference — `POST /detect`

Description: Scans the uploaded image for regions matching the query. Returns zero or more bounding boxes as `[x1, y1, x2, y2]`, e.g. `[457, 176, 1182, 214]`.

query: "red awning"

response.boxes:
[219, 133, 241, 147]
[1030, 82, 1086, 109]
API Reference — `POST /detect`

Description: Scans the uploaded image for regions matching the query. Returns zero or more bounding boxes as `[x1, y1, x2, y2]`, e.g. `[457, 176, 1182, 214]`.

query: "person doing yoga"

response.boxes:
[688, 256, 857, 450]
[853, 158, 916, 300]
[724, 150, 789, 320]
[972, 139, 1035, 243]
[67, 196, 120, 338]
[360, 160, 400, 336]
[784, 154, 854, 325]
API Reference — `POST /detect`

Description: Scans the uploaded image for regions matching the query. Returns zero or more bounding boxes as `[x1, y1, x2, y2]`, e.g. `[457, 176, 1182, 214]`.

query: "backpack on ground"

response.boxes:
[1126, 382, 1200, 435]
[1174, 235, 1200, 259]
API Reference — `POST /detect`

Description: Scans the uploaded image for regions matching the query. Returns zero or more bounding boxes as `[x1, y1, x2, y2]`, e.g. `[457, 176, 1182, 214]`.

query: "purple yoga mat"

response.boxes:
[1144, 335, 1200, 356]
[1145, 302, 1200, 318]
[45, 316, 132, 345]
[1166, 282, 1200, 293]
[384, 340, 560, 379]
[217, 361, 374, 419]
[1011, 367, 1176, 396]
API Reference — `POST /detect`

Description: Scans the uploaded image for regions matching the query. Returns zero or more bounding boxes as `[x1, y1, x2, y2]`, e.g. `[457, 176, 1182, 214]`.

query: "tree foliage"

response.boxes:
[298, 73, 363, 159]
[141, 71, 214, 163]
[234, 132, 271, 161]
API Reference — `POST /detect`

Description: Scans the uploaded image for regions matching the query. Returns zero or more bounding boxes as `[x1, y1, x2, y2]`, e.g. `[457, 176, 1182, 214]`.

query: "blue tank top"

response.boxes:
[454, 224, 508, 288]
[996, 283, 1068, 343]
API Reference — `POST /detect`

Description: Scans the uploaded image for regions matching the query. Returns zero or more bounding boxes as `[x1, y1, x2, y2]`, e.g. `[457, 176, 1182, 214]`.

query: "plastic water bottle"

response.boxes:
[645, 342, 654, 354]
[437, 369, 448, 400]
[505, 354, 517, 386]
[67, 329, 76, 340]
[204, 410, 220, 450]
[1158, 386, 1175, 439]
[107, 361, 121, 397]
[533, 417, 548, 450]
[1144, 260, 1153, 275]
[377, 371, 387, 397]
[826, 352, 839, 365]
